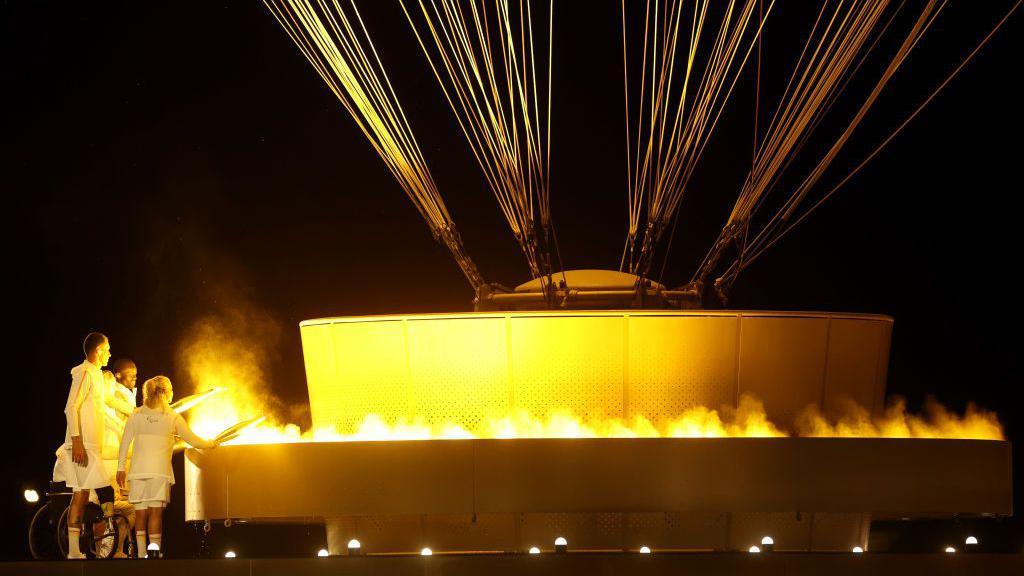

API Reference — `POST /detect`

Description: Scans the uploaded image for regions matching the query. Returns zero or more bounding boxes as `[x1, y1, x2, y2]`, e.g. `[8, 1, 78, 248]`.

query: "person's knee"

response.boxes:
[95, 486, 115, 505]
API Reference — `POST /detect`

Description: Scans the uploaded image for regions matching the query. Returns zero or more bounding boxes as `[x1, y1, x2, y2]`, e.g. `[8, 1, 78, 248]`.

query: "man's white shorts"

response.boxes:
[128, 477, 170, 509]
[61, 448, 110, 491]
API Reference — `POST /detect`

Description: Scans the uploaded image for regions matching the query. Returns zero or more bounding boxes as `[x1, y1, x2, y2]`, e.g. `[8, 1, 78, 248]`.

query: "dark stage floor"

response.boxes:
[3, 553, 1023, 576]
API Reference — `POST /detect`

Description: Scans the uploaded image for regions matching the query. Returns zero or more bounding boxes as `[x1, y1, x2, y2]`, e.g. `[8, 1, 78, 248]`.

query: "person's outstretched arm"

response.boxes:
[173, 414, 217, 449]
[105, 385, 134, 418]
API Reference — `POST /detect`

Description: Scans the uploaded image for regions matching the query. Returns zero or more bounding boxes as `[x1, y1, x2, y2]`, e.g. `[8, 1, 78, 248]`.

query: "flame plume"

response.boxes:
[178, 314, 1002, 445]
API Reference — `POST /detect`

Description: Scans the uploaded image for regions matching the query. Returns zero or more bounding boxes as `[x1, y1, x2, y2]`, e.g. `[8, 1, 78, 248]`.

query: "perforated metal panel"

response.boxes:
[325, 515, 422, 554]
[509, 315, 624, 420]
[729, 511, 811, 551]
[407, 317, 510, 431]
[421, 514, 516, 552]
[737, 317, 830, 425]
[520, 513, 625, 550]
[627, 315, 738, 422]
[323, 510, 863, 553]
[324, 320, 409, 432]
[625, 512, 728, 550]
[300, 311, 893, 435]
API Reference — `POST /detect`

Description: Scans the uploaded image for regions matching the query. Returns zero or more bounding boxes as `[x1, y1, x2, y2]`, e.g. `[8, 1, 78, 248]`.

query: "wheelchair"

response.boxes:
[28, 481, 137, 559]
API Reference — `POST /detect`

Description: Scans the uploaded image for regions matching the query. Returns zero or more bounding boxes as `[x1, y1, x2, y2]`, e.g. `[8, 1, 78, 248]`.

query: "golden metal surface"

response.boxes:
[185, 437, 1011, 552]
[299, 311, 893, 433]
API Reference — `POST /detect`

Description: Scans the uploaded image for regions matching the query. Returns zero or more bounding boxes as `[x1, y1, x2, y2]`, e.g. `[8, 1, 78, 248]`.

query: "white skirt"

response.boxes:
[128, 477, 170, 508]
[61, 448, 109, 490]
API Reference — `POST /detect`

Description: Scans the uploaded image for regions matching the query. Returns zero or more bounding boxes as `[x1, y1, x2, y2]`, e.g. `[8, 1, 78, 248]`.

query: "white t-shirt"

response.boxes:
[102, 382, 136, 460]
[117, 405, 215, 483]
[63, 361, 106, 451]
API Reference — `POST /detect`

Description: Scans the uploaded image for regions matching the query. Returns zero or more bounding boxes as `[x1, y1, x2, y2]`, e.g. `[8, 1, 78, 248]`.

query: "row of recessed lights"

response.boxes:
[17, 489, 986, 558]
[746, 535, 980, 555]
[305, 532, 983, 557]
[221, 539, 650, 558]
[219, 534, 981, 558]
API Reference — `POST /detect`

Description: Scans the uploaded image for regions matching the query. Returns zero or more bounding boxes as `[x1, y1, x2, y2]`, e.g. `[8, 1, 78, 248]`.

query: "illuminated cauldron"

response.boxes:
[185, 302, 1012, 553]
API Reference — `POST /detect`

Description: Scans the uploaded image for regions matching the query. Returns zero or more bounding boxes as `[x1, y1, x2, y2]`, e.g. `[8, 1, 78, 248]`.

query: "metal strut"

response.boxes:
[434, 223, 486, 291]
[630, 218, 670, 279]
[680, 221, 747, 306]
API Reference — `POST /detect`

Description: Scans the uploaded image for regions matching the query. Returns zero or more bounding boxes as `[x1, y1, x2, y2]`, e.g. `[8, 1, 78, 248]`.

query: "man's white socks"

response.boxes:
[67, 526, 84, 559]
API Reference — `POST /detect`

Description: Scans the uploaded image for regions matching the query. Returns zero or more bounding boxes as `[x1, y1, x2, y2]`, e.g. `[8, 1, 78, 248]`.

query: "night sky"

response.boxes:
[3, 0, 1022, 559]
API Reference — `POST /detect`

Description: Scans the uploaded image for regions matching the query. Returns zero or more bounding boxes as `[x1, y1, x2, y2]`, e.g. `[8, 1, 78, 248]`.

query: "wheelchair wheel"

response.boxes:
[82, 503, 117, 559]
[56, 502, 111, 558]
[28, 503, 61, 560]
[89, 517, 118, 559]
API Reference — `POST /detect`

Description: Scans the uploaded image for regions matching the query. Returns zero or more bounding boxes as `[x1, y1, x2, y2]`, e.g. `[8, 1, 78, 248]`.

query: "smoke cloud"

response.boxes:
[795, 396, 1004, 440]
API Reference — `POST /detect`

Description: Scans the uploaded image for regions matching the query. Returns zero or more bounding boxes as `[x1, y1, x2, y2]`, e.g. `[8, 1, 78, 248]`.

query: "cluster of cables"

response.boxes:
[621, 0, 772, 280]
[401, 0, 556, 281]
[264, 0, 1019, 305]
[265, 0, 555, 293]
[618, 0, 1019, 304]
[263, 0, 487, 288]
[702, 0, 1019, 300]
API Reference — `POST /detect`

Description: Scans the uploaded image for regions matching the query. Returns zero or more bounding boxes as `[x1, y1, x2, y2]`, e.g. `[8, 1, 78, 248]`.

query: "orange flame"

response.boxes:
[183, 392, 1002, 446]
[795, 397, 1004, 440]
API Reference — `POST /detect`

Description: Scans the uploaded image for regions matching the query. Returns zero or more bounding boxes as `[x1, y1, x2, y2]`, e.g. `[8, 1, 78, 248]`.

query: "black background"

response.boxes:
[3, 0, 1022, 559]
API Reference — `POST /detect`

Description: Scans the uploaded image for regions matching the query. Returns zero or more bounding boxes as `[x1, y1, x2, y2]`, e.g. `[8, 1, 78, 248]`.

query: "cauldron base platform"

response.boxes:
[184, 437, 1012, 553]
[5, 552, 1023, 576]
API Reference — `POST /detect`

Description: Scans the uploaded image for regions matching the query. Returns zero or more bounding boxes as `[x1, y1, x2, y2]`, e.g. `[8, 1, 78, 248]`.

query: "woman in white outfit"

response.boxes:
[116, 376, 217, 557]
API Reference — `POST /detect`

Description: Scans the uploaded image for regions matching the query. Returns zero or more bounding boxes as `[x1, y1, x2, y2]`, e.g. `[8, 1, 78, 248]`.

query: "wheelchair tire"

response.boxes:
[55, 502, 108, 558]
[28, 503, 60, 560]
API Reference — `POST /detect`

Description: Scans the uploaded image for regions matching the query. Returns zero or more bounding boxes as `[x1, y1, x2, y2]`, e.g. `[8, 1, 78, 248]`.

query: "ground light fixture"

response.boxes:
[944, 546, 956, 553]
[23, 489, 39, 504]
[748, 546, 761, 553]
[639, 546, 652, 554]
[528, 547, 541, 554]
[420, 547, 433, 556]
[225, 550, 237, 558]
[554, 536, 568, 553]
[317, 548, 329, 557]
[347, 539, 362, 555]
[965, 536, 978, 546]
[147, 542, 161, 559]
[852, 546, 864, 553]
[760, 536, 774, 552]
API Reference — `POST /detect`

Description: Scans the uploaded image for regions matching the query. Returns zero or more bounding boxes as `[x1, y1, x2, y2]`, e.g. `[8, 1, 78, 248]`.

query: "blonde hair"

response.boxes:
[142, 375, 174, 410]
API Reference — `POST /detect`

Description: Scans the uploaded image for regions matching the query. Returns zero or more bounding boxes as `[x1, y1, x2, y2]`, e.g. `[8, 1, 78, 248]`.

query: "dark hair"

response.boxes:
[82, 332, 108, 356]
[112, 358, 136, 374]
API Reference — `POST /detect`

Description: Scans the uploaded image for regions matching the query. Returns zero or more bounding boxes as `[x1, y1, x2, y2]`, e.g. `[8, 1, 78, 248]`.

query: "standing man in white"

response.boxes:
[62, 332, 117, 559]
